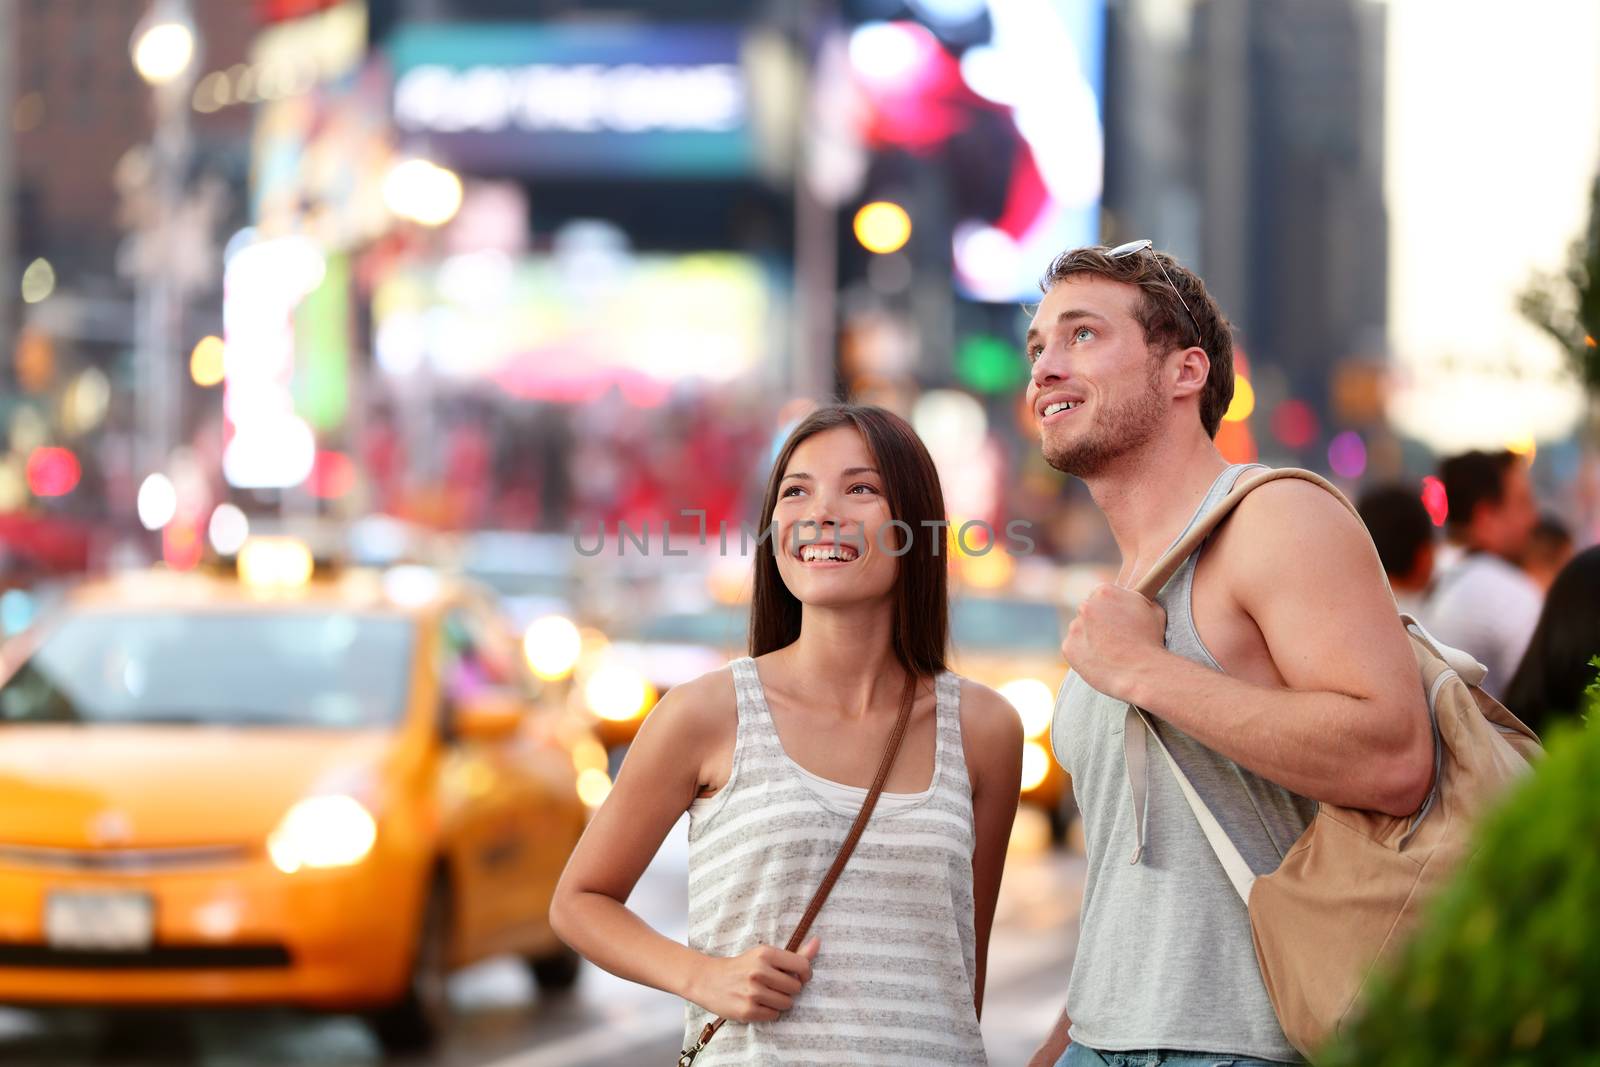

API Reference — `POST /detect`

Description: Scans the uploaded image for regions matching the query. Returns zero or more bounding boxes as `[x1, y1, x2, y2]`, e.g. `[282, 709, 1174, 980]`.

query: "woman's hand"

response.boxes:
[688, 939, 820, 1022]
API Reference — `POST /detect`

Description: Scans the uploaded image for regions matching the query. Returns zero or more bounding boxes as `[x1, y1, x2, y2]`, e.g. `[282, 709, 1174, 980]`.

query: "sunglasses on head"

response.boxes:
[1108, 239, 1203, 346]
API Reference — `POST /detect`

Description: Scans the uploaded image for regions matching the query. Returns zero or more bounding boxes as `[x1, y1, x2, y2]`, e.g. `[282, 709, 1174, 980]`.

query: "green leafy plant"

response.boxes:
[1319, 720, 1600, 1066]
[1519, 169, 1600, 404]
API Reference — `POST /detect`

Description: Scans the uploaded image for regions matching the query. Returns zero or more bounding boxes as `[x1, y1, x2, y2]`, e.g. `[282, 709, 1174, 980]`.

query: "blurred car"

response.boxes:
[0, 560, 600, 1052]
[948, 594, 1075, 841]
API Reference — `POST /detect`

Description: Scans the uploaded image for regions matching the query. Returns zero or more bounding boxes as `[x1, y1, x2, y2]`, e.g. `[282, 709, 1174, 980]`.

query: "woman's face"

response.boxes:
[772, 426, 900, 608]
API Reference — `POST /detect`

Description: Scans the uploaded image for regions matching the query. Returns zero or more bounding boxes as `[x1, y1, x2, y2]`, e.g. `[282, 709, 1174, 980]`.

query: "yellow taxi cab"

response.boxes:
[0, 547, 603, 1052]
[945, 593, 1076, 841]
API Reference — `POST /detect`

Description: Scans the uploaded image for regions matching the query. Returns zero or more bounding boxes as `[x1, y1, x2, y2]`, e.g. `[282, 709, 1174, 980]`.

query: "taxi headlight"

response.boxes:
[267, 795, 377, 874]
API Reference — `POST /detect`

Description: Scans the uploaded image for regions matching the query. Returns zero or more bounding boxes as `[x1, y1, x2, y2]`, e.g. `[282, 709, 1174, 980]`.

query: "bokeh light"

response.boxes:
[20, 258, 55, 304]
[25, 447, 80, 497]
[190, 336, 226, 387]
[853, 201, 912, 254]
[1270, 399, 1319, 450]
[999, 678, 1055, 741]
[1327, 431, 1367, 479]
[132, 19, 196, 85]
[208, 503, 250, 556]
[137, 473, 178, 531]
[1421, 475, 1449, 527]
[1223, 375, 1256, 422]
[524, 615, 583, 682]
[382, 158, 464, 227]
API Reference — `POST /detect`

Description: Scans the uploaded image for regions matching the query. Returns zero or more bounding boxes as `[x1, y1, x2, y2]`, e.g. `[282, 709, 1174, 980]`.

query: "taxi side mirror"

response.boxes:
[452, 688, 525, 743]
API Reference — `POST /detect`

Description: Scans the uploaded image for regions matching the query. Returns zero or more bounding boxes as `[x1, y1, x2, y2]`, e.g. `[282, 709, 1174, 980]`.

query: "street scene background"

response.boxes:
[1, 0, 1598, 1064]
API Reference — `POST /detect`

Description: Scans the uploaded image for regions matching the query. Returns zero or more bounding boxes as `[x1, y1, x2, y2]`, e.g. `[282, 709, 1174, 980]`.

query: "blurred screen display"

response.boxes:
[0, 613, 415, 729]
[951, 597, 1064, 652]
[373, 251, 773, 400]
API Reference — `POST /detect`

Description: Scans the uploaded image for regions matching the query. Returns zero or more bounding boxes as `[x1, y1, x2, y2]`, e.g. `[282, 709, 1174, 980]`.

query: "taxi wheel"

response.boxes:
[368, 876, 453, 1054]
[526, 945, 582, 991]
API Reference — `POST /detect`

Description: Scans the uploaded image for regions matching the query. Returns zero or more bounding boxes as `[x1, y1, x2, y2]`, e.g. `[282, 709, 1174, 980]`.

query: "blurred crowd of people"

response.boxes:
[1357, 451, 1599, 734]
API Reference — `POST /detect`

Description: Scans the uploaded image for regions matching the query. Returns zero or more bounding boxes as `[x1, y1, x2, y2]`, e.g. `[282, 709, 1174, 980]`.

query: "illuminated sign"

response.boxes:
[385, 24, 756, 176]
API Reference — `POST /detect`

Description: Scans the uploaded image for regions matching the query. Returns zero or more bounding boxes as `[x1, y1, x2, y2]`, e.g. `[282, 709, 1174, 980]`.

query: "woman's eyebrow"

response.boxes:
[842, 467, 880, 477]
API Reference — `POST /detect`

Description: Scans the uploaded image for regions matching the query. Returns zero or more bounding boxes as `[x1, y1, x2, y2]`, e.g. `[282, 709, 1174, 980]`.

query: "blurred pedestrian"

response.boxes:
[1356, 484, 1437, 615]
[1503, 545, 1600, 736]
[550, 404, 1021, 1066]
[1522, 514, 1575, 593]
[1023, 243, 1430, 1067]
[1421, 450, 1542, 699]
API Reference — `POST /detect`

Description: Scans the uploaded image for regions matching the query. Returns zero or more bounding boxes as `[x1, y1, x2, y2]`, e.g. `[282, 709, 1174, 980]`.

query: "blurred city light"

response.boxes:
[162, 522, 204, 571]
[853, 200, 912, 254]
[0, 590, 35, 637]
[309, 451, 356, 499]
[571, 737, 609, 776]
[61, 368, 112, 436]
[24, 447, 80, 498]
[266, 795, 377, 874]
[1000, 677, 1055, 741]
[1421, 476, 1449, 527]
[19, 258, 55, 304]
[584, 657, 655, 723]
[1224, 375, 1256, 423]
[237, 536, 314, 590]
[207, 503, 250, 556]
[381, 565, 442, 607]
[382, 158, 464, 227]
[189, 335, 225, 387]
[524, 615, 583, 681]
[1506, 433, 1537, 462]
[1327, 431, 1368, 480]
[576, 768, 614, 809]
[1020, 740, 1050, 793]
[136, 472, 178, 530]
[1271, 399, 1319, 450]
[131, 8, 197, 86]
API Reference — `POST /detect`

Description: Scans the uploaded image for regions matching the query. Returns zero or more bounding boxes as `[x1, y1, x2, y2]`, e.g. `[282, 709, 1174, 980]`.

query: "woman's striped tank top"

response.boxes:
[683, 656, 987, 1066]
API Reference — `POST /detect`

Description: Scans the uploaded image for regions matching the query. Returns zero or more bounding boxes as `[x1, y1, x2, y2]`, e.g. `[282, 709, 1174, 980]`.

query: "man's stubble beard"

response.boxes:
[1041, 362, 1166, 479]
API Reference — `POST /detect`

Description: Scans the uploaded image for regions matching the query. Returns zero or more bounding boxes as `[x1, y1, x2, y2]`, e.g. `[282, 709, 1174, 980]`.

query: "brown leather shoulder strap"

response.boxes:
[680, 671, 920, 1065]
[1133, 466, 1362, 598]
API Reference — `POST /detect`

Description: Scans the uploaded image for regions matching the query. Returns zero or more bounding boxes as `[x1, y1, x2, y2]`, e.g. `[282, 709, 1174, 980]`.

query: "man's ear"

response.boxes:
[1171, 346, 1211, 399]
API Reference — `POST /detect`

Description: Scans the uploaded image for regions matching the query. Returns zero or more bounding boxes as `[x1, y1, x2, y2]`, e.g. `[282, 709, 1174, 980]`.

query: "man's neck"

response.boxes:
[1083, 430, 1231, 586]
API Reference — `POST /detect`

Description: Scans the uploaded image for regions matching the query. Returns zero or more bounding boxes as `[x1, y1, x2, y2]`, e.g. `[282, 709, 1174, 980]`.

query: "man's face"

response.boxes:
[1024, 275, 1167, 478]
[1482, 461, 1538, 560]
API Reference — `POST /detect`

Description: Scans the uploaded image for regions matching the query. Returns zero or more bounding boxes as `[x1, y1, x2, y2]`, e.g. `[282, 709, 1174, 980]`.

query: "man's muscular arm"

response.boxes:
[1065, 480, 1433, 817]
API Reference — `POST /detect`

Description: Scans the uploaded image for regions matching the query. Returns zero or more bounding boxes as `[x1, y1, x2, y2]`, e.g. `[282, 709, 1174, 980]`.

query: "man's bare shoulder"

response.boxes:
[1210, 475, 1389, 610]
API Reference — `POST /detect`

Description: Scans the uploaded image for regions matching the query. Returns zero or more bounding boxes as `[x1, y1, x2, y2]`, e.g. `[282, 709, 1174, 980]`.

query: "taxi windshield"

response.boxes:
[0, 611, 415, 729]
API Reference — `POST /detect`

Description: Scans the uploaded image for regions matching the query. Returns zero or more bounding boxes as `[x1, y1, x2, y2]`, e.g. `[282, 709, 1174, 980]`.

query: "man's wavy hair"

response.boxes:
[1039, 245, 1236, 438]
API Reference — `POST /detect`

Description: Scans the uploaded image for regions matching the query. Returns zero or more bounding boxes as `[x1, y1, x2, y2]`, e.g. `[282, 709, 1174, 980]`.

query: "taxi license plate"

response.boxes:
[45, 891, 155, 951]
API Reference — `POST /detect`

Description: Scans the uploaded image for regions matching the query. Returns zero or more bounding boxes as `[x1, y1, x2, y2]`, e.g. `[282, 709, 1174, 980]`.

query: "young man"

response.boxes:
[1421, 450, 1542, 699]
[1024, 244, 1433, 1067]
[1356, 484, 1438, 615]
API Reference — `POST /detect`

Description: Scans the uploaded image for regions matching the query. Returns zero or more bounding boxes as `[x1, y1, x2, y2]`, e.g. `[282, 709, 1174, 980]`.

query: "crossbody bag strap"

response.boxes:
[1122, 467, 1363, 901]
[678, 671, 919, 1067]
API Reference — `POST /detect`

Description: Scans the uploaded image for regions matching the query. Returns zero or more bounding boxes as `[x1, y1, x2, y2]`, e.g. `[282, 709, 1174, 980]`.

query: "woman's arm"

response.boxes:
[549, 667, 816, 1021]
[961, 679, 1024, 1018]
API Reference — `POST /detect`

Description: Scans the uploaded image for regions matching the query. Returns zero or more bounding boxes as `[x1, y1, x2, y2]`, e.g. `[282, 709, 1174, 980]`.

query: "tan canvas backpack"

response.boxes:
[1124, 466, 1543, 1057]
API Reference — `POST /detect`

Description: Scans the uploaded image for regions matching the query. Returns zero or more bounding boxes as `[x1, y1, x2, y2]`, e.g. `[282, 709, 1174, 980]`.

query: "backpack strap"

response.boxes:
[1122, 467, 1367, 898]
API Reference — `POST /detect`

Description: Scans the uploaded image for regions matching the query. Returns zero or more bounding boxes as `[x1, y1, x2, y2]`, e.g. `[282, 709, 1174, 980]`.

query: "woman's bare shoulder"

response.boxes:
[636, 662, 740, 749]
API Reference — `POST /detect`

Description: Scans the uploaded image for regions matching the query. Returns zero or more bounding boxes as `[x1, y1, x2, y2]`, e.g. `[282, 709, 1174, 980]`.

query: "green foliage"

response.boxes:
[1319, 721, 1600, 1066]
[1519, 169, 1600, 396]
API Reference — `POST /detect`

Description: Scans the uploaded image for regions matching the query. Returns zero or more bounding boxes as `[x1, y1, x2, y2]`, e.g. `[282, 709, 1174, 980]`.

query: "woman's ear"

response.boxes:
[1171, 346, 1211, 399]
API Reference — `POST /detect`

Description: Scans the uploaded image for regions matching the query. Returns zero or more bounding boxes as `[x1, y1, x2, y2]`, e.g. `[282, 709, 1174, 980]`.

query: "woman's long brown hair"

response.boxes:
[748, 404, 948, 679]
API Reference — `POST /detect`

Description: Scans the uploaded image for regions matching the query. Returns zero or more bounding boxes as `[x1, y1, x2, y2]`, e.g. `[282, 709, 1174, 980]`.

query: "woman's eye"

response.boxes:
[848, 483, 878, 495]
[1074, 327, 1094, 343]
[780, 485, 804, 498]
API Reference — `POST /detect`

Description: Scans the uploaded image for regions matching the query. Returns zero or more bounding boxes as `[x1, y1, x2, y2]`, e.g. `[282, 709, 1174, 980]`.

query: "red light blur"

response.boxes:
[1420, 476, 1448, 527]
[25, 447, 80, 497]
[1270, 400, 1319, 450]
[162, 523, 204, 571]
[310, 451, 356, 499]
